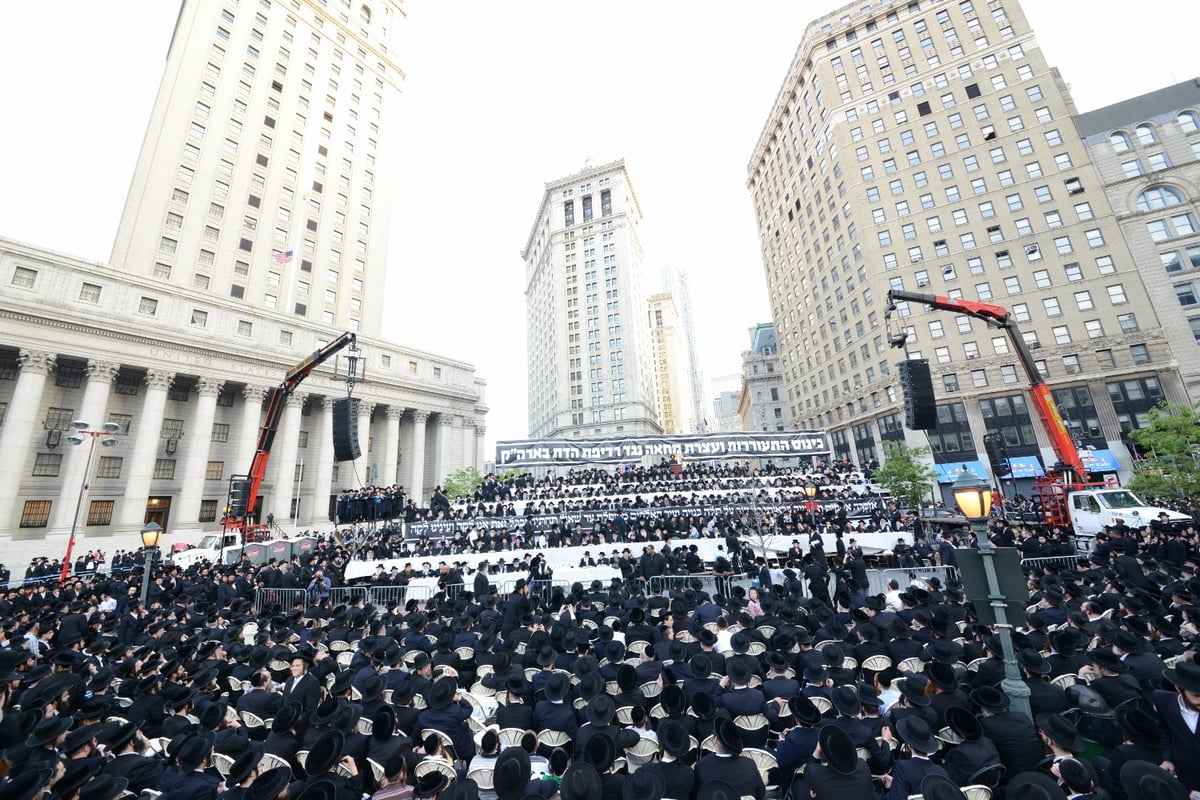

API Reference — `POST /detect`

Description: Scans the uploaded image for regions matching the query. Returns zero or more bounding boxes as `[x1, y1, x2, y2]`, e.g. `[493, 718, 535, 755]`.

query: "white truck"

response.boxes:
[1066, 487, 1192, 551]
[171, 529, 317, 569]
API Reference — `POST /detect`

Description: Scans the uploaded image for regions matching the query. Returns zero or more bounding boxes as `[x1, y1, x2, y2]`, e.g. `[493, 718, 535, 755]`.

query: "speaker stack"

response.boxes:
[898, 359, 938, 431]
[331, 397, 361, 462]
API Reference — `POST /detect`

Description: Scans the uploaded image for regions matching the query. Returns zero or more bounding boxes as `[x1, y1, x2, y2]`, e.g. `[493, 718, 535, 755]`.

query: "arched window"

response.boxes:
[360, 4, 371, 24]
[1180, 110, 1200, 134]
[1135, 124, 1158, 145]
[1110, 131, 1132, 153]
[1137, 185, 1185, 212]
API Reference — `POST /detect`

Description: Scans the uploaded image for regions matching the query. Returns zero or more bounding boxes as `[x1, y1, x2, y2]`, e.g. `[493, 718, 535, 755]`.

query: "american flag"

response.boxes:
[273, 250, 294, 264]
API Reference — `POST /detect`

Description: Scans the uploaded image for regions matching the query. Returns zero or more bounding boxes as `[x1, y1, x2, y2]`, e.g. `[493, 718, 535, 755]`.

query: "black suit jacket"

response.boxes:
[940, 737, 1002, 786]
[980, 711, 1044, 776]
[1154, 689, 1200, 791]
[694, 753, 764, 800]
[102, 752, 164, 794]
[805, 760, 874, 800]
[643, 759, 695, 800]
[236, 688, 283, 720]
[281, 672, 321, 714]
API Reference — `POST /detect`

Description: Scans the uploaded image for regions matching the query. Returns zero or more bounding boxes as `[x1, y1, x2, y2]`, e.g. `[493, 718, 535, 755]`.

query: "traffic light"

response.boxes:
[228, 476, 252, 517]
[983, 433, 1011, 476]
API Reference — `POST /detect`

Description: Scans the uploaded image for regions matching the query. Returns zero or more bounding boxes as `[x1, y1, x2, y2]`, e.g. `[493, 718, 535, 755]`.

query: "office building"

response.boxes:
[522, 159, 661, 438]
[747, 0, 1184, 493]
[1075, 80, 1200, 400]
[647, 292, 694, 434]
[737, 323, 792, 433]
[0, 0, 486, 565]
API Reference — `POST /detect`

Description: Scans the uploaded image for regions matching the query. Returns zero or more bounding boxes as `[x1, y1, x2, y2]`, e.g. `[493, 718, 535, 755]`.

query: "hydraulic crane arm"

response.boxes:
[886, 289, 1086, 481]
[229, 332, 359, 531]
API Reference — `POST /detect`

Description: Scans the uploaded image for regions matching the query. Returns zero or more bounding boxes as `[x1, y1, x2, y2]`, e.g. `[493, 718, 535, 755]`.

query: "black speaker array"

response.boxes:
[332, 397, 361, 462]
[898, 359, 938, 431]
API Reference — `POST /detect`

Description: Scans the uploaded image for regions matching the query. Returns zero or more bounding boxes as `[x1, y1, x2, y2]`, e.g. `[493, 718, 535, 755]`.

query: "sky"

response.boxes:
[0, 1, 1196, 454]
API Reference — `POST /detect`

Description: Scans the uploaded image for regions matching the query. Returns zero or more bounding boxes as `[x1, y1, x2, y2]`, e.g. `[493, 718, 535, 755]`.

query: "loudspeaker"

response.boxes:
[332, 397, 361, 462]
[898, 359, 937, 431]
[983, 432, 1012, 476]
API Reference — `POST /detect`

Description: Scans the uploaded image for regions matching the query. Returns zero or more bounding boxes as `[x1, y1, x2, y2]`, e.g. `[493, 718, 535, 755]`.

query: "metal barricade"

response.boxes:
[867, 566, 959, 596]
[647, 574, 710, 595]
[1021, 555, 1083, 574]
[328, 586, 368, 607]
[366, 585, 410, 609]
[254, 588, 307, 615]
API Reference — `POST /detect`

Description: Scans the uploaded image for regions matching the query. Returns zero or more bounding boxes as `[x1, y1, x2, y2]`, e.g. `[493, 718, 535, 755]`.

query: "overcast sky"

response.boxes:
[0, 1, 1195, 453]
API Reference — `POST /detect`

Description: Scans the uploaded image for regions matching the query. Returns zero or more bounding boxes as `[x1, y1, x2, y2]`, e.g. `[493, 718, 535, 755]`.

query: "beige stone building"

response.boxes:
[647, 292, 694, 434]
[737, 323, 792, 434]
[747, 0, 1184, 496]
[0, 0, 486, 566]
[1076, 80, 1200, 401]
[522, 160, 661, 439]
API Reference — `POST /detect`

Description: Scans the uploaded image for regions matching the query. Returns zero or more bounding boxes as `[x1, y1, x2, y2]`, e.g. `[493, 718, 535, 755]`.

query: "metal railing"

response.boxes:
[866, 566, 959, 596]
[253, 587, 307, 615]
[1020, 555, 1084, 574]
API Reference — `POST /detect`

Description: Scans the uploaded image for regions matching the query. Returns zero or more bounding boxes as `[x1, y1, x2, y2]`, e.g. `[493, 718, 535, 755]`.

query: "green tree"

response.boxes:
[442, 466, 483, 500]
[875, 441, 937, 509]
[1126, 402, 1200, 500]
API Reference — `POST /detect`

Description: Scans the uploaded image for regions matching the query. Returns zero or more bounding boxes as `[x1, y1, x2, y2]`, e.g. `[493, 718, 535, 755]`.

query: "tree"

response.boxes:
[442, 466, 483, 500]
[875, 441, 937, 510]
[1126, 402, 1200, 500]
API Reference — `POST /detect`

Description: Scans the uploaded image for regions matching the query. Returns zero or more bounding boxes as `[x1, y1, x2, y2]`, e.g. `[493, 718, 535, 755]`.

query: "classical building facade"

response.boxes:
[747, 0, 1185, 492]
[737, 324, 792, 433]
[647, 292, 695, 435]
[0, 0, 487, 563]
[1075, 80, 1200, 400]
[522, 159, 661, 439]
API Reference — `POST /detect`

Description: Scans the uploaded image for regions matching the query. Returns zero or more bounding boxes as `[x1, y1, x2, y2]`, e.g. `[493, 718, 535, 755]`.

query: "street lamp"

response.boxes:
[951, 469, 1032, 719]
[60, 421, 120, 585]
[139, 521, 163, 607]
[804, 480, 819, 528]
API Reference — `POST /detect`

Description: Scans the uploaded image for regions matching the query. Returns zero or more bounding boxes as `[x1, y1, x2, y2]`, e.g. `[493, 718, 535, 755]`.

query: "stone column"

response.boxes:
[118, 370, 175, 529]
[352, 402, 375, 488]
[175, 378, 224, 528]
[0, 351, 55, 531]
[271, 392, 305, 523]
[383, 406, 403, 486]
[52, 360, 120, 531]
[462, 419, 477, 473]
[313, 397, 335, 525]
[409, 410, 429, 504]
[237, 385, 268, 470]
[475, 423, 487, 473]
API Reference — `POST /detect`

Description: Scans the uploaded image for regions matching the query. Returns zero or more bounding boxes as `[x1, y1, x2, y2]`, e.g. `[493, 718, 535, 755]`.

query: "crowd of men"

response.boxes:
[4, 496, 1200, 800]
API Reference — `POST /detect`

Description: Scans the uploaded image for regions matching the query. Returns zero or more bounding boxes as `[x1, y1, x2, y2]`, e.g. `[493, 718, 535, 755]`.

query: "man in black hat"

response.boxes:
[939, 706, 1002, 787]
[1155, 660, 1200, 791]
[280, 649, 321, 714]
[640, 720, 694, 800]
[880, 717, 950, 799]
[694, 719, 764, 800]
[167, 731, 219, 800]
[99, 722, 162, 794]
[237, 668, 284, 721]
[532, 673, 577, 739]
[804, 724, 873, 799]
[500, 581, 531, 638]
[417, 678, 476, 761]
[1083, 649, 1145, 709]
[972, 686, 1044, 777]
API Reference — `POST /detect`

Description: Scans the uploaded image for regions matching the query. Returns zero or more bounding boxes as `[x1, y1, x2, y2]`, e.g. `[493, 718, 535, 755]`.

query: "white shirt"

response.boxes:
[1178, 695, 1199, 733]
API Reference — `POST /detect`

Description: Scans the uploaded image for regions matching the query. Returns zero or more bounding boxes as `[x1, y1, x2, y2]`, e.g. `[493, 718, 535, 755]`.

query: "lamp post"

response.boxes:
[61, 421, 121, 585]
[139, 521, 163, 607]
[951, 470, 1032, 719]
[804, 480, 819, 528]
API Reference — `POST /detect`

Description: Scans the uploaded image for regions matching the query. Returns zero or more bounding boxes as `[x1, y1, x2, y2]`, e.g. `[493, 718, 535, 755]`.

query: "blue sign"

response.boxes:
[1080, 448, 1121, 472]
[933, 459, 990, 484]
[1006, 456, 1045, 478]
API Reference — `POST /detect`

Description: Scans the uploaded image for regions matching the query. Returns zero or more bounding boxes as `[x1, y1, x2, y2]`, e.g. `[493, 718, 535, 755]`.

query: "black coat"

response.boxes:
[101, 752, 164, 794]
[694, 753, 764, 800]
[1154, 689, 1200, 791]
[805, 760, 874, 800]
[980, 711, 1044, 776]
[280, 672, 321, 714]
[940, 737, 1002, 786]
[642, 759, 695, 800]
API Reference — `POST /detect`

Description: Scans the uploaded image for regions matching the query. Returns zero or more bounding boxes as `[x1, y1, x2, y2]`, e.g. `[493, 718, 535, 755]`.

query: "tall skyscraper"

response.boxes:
[110, 0, 404, 337]
[0, 0, 486, 563]
[522, 159, 660, 438]
[661, 267, 708, 431]
[748, 0, 1185, 496]
[647, 292, 694, 434]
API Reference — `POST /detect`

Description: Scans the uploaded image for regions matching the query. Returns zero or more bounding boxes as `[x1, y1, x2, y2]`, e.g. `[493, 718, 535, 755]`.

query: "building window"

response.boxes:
[55, 361, 85, 388]
[1107, 284, 1127, 304]
[83, 500, 114, 526]
[199, 499, 218, 523]
[211, 422, 230, 443]
[139, 297, 159, 315]
[1117, 313, 1139, 333]
[153, 459, 177, 480]
[1052, 325, 1072, 344]
[161, 418, 185, 439]
[44, 407, 74, 430]
[1130, 344, 1151, 365]
[191, 309, 208, 327]
[19, 500, 52, 528]
[11, 266, 37, 288]
[33, 453, 63, 477]
[205, 461, 224, 481]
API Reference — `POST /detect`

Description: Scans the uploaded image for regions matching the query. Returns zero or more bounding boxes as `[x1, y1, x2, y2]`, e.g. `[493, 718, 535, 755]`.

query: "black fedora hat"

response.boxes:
[494, 746, 531, 800]
[428, 678, 457, 710]
[26, 716, 74, 748]
[691, 691, 716, 721]
[582, 732, 616, 772]
[1007, 770, 1068, 800]
[1118, 707, 1161, 747]
[561, 762, 603, 800]
[247, 766, 293, 800]
[924, 661, 957, 692]
[623, 768, 666, 800]
[657, 719, 690, 758]
[272, 701, 304, 734]
[818, 724, 858, 775]
[898, 675, 931, 707]
[1036, 713, 1081, 752]
[306, 729, 346, 776]
[714, 717, 743, 755]
[921, 774, 968, 800]
[545, 672, 570, 702]
[726, 657, 753, 687]
[830, 685, 862, 718]
[1089, 649, 1128, 673]
[76, 775, 130, 800]
[62, 722, 101, 755]
[412, 770, 452, 799]
[7, 766, 53, 800]
[970, 685, 1010, 711]
[896, 717, 939, 755]
[50, 759, 101, 799]
[178, 731, 215, 772]
[788, 694, 822, 727]
[586, 695, 616, 727]
[310, 697, 340, 726]
[228, 749, 262, 787]
[1163, 660, 1200, 693]
[1121, 760, 1188, 800]
[944, 706, 982, 743]
[1017, 649, 1050, 675]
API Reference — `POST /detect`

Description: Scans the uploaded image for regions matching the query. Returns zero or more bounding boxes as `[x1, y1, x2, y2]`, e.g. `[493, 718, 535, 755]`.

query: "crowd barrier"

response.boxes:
[1020, 555, 1084, 573]
[867, 566, 959, 596]
[253, 587, 307, 615]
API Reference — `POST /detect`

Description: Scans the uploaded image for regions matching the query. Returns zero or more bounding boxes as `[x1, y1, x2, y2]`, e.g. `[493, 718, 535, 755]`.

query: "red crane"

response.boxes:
[224, 332, 359, 538]
[886, 290, 1097, 527]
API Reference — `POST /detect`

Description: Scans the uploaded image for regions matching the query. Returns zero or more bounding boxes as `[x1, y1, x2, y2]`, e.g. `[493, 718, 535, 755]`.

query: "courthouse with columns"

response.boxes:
[0, 0, 486, 560]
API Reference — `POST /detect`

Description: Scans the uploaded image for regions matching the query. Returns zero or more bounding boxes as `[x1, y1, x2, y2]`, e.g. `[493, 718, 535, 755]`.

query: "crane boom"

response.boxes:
[226, 332, 359, 535]
[886, 289, 1086, 481]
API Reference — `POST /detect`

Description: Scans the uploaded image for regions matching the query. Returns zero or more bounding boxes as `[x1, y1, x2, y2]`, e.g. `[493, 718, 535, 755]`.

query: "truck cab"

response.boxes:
[1067, 488, 1191, 551]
